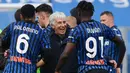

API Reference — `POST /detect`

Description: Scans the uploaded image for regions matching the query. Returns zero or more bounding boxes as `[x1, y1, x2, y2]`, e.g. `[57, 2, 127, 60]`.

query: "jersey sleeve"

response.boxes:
[67, 28, 80, 44]
[112, 27, 123, 40]
[103, 25, 116, 40]
[40, 30, 51, 49]
[1, 23, 13, 49]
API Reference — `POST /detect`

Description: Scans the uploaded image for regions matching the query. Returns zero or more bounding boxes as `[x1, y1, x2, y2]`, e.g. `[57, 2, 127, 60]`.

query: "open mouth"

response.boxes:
[60, 29, 65, 32]
[59, 28, 66, 33]
[59, 26, 66, 30]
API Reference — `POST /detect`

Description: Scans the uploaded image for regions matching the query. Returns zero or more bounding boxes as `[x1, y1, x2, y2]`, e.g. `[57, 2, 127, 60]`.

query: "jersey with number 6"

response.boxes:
[67, 20, 116, 72]
[2, 21, 51, 73]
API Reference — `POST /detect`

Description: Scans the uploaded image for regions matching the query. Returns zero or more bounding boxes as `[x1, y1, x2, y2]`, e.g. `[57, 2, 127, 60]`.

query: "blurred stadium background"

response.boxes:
[0, 0, 129, 73]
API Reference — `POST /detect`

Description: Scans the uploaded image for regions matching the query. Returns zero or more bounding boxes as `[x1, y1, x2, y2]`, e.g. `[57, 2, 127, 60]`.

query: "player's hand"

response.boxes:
[4, 49, 9, 58]
[55, 71, 61, 73]
[109, 60, 117, 68]
[116, 68, 120, 73]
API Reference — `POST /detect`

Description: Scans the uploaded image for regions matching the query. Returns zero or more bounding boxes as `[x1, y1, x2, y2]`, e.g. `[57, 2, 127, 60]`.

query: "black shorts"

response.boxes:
[86, 69, 109, 73]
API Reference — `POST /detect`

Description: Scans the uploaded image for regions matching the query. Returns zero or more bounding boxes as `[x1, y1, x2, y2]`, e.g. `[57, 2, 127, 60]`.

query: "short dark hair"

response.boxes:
[36, 3, 53, 14]
[14, 9, 21, 22]
[100, 11, 113, 17]
[21, 4, 35, 18]
[76, 1, 94, 17]
[70, 7, 77, 17]
[70, 7, 80, 24]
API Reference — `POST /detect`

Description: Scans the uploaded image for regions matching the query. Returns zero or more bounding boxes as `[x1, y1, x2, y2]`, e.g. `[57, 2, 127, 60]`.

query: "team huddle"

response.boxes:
[0, 1, 126, 73]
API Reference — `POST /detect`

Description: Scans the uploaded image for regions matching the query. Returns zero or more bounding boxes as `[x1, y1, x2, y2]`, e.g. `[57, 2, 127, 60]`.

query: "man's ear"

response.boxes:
[20, 14, 23, 20]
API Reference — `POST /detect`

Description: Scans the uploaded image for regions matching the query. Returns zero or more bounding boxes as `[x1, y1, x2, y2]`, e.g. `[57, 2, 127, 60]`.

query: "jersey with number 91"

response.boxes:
[2, 21, 51, 73]
[67, 20, 116, 72]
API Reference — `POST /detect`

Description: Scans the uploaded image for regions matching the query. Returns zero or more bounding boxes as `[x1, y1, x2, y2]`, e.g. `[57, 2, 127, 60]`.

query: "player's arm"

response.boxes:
[55, 27, 79, 72]
[111, 36, 126, 68]
[104, 56, 117, 68]
[36, 48, 51, 68]
[38, 30, 52, 67]
[104, 25, 126, 68]
[0, 24, 11, 51]
[55, 43, 76, 72]
[116, 67, 120, 73]
[0, 25, 8, 47]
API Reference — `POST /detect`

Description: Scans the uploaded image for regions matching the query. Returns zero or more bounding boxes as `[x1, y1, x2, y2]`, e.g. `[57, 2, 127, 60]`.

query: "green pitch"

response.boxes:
[37, 68, 40, 73]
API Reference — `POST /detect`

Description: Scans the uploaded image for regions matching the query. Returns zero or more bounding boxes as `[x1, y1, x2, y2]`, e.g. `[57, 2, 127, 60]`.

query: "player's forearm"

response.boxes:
[0, 31, 5, 48]
[0, 33, 8, 51]
[55, 43, 75, 72]
[116, 68, 121, 73]
[116, 41, 126, 68]
[55, 54, 68, 72]
[0, 26, 10, 50]
[112, 36, 126, 68]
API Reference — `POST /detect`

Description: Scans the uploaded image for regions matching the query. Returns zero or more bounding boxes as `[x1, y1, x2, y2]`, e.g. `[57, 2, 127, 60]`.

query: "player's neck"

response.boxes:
[24, 18, 35, 23]
[81, 17, 91, 22]
[44, 21, 49, 28]
[110, 23, 114, 28]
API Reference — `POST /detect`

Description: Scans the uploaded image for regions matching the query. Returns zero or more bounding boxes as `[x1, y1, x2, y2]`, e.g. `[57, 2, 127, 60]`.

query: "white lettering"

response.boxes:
[77, 0, 94, 2]
[55, 0, 72, 3]
[20, 0, 49, 3]
[14, 25, 22, 30]
[99, 0, 105, 3]
[110, 0, 129, 8]
[87, 28, 101, 33]
[14, 25, 39, 34]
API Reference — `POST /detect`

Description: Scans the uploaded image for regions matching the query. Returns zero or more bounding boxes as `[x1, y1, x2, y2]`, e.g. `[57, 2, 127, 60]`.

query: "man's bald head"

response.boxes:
[66, 16, 77, 28]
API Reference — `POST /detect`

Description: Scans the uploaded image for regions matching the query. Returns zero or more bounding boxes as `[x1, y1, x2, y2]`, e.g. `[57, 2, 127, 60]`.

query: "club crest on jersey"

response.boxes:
[104, 41, 109, 46]
[68, 36, 74, 39]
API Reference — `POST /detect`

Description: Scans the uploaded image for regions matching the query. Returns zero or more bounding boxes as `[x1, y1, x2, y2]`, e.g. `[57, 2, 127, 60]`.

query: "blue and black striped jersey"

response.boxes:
[67, 20, 116, 73]
[104, 26, 123, 73]
[2, 21, 51, 73]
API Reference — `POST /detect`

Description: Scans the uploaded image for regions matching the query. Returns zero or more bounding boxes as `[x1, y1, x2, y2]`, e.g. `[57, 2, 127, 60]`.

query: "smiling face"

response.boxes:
[52, 18, 67, 35]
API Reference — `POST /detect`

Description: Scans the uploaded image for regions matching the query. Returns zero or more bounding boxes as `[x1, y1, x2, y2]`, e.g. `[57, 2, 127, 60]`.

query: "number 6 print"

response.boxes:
[16, 34, 30, 54]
